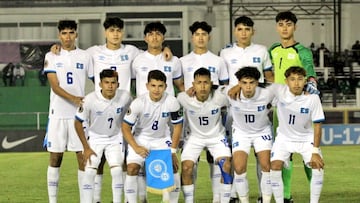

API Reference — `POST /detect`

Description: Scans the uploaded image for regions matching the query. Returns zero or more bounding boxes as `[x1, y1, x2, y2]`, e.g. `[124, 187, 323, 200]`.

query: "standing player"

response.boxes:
[269, 11, 317, 202]
[132, 21, 184, 97]
[178, 68, 232, 203]
[44, 20, 93, 203]
[220, 15, 273, 202]
[74, 69, 132, 203]
[270, 66, 325, 203]
[229, 67, 274, 203]
[122, 70, 183, 203]
[180, 21, 229, 203]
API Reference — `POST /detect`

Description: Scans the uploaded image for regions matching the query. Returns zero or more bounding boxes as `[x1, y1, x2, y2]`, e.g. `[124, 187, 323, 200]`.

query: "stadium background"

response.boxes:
[1, 0, 360, 151]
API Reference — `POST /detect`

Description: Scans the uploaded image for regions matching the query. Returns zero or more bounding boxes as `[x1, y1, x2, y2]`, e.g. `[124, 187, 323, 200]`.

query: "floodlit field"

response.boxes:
[0, 145, 359, 203]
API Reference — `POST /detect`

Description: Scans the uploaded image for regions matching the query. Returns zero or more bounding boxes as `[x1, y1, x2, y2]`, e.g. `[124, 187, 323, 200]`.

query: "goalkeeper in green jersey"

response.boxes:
[269, 11, 318, 203]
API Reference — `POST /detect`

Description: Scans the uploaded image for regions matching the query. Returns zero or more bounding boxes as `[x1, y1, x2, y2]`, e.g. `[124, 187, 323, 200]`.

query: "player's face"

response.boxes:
[99, 77, 119, 99]
[146, 79, 167, 102]
[238, 77, 258, 98]
[192, 28, 210, 50]
[234, 23, 254, 47]
[276, 20, 296, 40]
[285, 73, 306, 95]
[105, 26, 124, 47]
[193, 74, 212, 102]
[144, 30, 164, 50]
[58, 28, 77, 50]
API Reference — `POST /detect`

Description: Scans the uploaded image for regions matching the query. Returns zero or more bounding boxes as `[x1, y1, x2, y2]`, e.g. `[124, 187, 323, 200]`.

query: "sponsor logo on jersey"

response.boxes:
[141, 66, 148, 72]
[56, 62, 64, 68]
[99, 55, 106, 61]
[144, 113, 150, 118]
[230, 59, 237, 64]
[287, 53, 296, 60]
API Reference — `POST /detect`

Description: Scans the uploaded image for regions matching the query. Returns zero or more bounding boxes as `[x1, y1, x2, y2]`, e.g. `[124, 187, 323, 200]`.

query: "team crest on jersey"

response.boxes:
[164, 66, 171, 72]
[211, 109, 219, 114]
[257, 105, 266, 112]
[208, 66, 215, 73]
[162, 112, 169, 117]
[120, 55, 129, 61]
[76, 63, 84, 69]
[300, 108, 309, 114]
[116, 107, 123, 114]
[126, 108, 131, 115]
[253, 57, 261, 63]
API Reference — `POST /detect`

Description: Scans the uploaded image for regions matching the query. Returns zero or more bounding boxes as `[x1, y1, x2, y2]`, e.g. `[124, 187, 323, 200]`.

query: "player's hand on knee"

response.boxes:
[83, 148, 97, 165]
[135, 146, 149, 158]
[310, 154, 324, 170]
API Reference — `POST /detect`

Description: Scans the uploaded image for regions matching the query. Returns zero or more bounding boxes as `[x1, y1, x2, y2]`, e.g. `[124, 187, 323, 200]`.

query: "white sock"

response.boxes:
[125, 175, 137, 203]
[82, 168, 97, 203]
[78, 170, 85, 203]
[220, 183, 232, 203]
[47, 166, 60, 203]
[111, 167, 123, 203]
[182, 184, 194, 203]
[230, 175, 237, 198]
[270, 170, 283, 203]
[93, 174, 103, 203]
[122, 171, 127, 203]
[210, 163, 221, 203]
[260, 171, 272, 203]
[169, 172, 181, 203]
[310, 169, 324, 203]
[234, 172, 249, 199]
[137, 170, 147, 202]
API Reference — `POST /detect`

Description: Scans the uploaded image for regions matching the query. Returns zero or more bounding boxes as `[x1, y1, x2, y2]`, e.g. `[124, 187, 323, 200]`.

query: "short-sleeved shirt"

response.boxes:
[75, 89, 132, 144]
[44, 48, 93, 119]
[123, 93, 183, 139]
[229, 86, 276, 136]
[180, 50, 229, 90]
[220, 42, 272, 85]
[177, 90, 228, 139]
[275, 86, 325, 142]
[269, 42, 316, 84]
[87, 44, 140, 92]
[132, 51, 182, 96]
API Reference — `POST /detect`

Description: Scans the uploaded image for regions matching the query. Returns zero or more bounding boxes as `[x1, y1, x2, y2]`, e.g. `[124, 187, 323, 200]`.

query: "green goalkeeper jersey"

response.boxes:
[269, 42, 316, 84]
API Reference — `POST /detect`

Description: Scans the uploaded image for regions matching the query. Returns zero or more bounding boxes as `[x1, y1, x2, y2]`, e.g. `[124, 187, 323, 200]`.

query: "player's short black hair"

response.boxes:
[57, 20, 77, 32]
[189, 21, 212, 34]
[276, 11, 298, 24]
[143, 22, 167, 36]
[285, 66, 306, 78]
[103, 17, 124, 29]
[235, 67, 260, 81]
[148, 70, 167, 83]
[234, 16, 254, 27]
[193, 67, 211, 79]
[100, 69, 118, 81]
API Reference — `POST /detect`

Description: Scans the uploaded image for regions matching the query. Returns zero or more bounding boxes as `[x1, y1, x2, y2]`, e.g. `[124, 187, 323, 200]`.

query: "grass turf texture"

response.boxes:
[0, 145, 359, 203]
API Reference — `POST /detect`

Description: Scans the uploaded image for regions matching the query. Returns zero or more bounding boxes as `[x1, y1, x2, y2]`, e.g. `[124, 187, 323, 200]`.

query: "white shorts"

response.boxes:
[232, 126, 273, 154]
[46, 118, 83, 152]
[126, 136, 172, 166]
[87, 143, 124, 168]
[270, 136, 323, 168]
[181, 135, 231, 163]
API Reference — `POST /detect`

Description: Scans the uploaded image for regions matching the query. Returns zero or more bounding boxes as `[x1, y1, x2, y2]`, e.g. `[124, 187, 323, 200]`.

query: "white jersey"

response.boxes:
[44, 48, 93, 119]
[87, 44, 140, 92]
[220, 43, 272, 85]
[229, 86, 276, 135]
[75, 89, 132, 144]
[275, 86, 325, 142]
[180, 50, 229, 90]
[123, 93, 183, 138]
[177, 90, 228, 139]
[132, 51, 182, 96]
